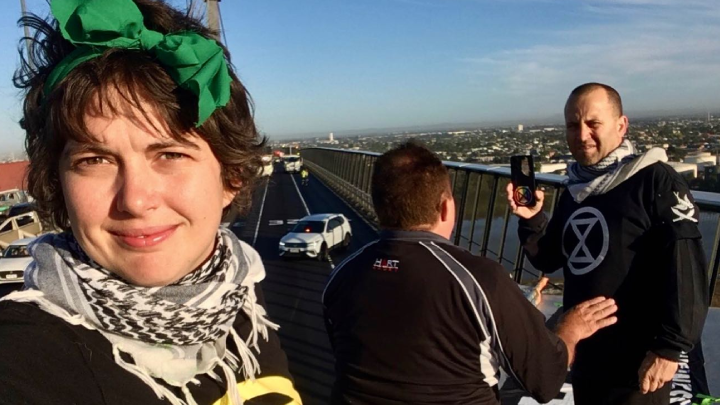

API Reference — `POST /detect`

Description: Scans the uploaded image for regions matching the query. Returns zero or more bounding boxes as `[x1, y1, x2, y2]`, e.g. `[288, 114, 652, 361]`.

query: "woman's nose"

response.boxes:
[115, 164, 160, 216]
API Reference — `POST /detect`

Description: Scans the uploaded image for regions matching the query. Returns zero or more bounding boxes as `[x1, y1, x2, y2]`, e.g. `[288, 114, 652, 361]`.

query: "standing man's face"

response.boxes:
[564, 88, 628, 166]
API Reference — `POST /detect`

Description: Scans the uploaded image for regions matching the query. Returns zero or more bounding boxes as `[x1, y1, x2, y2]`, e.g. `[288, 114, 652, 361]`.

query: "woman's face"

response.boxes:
[58, 102, 235, 287]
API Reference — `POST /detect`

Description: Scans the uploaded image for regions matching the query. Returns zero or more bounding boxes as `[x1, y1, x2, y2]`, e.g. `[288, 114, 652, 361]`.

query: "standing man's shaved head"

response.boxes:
[566, 82, 624, 117]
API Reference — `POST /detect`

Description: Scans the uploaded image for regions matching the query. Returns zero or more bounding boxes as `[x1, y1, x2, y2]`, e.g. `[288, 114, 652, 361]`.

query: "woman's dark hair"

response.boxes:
[14, 0, 265, 230]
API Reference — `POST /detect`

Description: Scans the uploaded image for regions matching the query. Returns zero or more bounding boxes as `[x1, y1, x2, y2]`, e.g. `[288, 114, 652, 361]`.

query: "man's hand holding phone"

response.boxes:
[509, 155, 543, 218]
[506, 182, 545, 219]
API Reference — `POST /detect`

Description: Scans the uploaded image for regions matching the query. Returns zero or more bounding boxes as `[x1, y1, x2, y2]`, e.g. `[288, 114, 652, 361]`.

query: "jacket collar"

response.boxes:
[379, 229, 450, 244]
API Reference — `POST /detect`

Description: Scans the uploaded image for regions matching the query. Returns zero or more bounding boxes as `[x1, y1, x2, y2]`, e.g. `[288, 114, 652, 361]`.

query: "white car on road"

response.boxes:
[0, 237, 35, 284]
[279, 213, 352, 261]
[283, 156, 303, 173]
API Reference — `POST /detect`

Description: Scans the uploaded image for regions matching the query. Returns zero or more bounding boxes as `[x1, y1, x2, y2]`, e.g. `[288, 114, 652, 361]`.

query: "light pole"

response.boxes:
[204, 0, 221, 43]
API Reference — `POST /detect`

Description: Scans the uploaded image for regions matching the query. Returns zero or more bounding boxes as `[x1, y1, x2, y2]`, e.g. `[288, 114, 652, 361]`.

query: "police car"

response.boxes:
[279, 213, 352, 261]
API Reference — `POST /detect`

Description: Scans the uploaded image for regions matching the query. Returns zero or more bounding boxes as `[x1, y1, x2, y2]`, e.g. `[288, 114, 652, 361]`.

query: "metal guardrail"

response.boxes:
[302, 147, 720, 305]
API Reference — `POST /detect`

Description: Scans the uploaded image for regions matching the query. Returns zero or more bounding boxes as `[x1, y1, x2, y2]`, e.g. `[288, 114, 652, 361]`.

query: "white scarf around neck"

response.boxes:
[566, 140, 668, 203]
[1, 227, 278, 405]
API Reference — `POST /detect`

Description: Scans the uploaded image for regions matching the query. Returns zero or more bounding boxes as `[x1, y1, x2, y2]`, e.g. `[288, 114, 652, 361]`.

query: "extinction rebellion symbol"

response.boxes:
[562, 207, 609, 276]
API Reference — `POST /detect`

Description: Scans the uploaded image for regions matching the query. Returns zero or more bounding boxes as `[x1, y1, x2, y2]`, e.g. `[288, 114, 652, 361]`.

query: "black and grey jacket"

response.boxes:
[519, 162, 709, 384]
[323, 230, 568, 405]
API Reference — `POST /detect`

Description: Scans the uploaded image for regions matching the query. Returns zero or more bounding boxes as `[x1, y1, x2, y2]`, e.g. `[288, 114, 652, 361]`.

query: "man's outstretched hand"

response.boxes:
[555, 297, 618, 366]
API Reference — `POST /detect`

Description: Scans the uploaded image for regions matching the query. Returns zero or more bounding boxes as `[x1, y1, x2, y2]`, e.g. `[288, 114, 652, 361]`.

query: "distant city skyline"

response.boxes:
[1, 0, 720, 153]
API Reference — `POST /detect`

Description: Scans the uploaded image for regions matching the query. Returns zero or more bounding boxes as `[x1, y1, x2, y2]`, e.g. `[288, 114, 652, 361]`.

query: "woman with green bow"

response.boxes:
[0, 0, 301, 404]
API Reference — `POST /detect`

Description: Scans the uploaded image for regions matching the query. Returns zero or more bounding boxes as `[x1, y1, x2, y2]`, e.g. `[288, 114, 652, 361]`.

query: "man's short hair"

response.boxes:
[567, 82, 624, 117]
[371, 141, 451, 230]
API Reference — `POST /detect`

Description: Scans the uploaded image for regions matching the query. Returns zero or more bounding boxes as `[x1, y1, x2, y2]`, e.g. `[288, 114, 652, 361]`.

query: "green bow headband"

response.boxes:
[45, 0, 232, 127]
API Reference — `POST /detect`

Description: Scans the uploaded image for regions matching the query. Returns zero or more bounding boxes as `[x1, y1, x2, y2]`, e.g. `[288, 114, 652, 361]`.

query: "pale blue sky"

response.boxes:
[1, 0, 719, 153]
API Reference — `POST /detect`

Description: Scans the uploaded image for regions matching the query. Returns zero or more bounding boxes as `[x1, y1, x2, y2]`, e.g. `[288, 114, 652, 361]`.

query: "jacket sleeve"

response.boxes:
[517, 205, 566, 274]
[481, 264, 569, 403]
[648, 170, 709, 361]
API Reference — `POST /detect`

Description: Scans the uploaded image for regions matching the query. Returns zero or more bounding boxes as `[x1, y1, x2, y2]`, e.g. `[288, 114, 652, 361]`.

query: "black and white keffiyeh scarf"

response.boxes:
[1, 227, 277, 405]
[566, 139, 668, 202]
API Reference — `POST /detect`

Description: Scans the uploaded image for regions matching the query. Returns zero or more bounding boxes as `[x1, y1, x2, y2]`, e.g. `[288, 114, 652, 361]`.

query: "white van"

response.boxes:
[283, 156, 303, 173]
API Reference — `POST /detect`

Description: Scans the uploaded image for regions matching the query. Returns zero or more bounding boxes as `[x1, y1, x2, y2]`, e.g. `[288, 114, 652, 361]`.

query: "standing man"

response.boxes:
[323, 141, 618, 404]
[507, 83, 709, 404]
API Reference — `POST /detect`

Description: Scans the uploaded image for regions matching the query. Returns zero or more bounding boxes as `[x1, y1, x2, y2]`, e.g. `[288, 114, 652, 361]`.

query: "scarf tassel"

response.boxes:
[219, 359, 244, 405]
[112, 345, 188, 405]
[241, 287, 280, 352]
[181, 385, 200, 405]
[230, 328, 261, 380]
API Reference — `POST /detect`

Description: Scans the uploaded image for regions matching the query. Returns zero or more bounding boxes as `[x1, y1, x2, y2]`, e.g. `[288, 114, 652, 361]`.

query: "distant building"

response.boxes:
[667, 162, 698, 179]
[682, 152, 717, 177]
[550, 154, 574, 163]
[683, 152, 716, 166]
[473, 156, 495, 163]
[517, 124, 524, 132]
[329, 132, 334, 142]
[538, 163, 567, 174]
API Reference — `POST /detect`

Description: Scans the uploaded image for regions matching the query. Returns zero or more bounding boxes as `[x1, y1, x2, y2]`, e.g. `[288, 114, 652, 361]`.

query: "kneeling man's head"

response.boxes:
[371, 141, 455, 238]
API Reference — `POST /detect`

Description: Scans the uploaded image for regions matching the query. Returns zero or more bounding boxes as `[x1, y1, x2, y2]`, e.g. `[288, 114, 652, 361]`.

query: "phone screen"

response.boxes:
[510, 155, 536, 207]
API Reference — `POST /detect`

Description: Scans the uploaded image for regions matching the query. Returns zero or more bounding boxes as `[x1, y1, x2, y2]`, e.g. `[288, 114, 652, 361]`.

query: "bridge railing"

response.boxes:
[302, 147, 720, 305]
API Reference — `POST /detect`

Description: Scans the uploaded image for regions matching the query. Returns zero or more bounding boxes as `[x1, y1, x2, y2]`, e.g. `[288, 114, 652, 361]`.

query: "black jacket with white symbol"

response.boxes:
[519, 162, 709, 382]
[323, 230, 568, 405]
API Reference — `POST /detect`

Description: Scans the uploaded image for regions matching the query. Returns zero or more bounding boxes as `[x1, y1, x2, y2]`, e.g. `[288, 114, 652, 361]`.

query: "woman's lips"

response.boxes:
[111, 225, 179, 248]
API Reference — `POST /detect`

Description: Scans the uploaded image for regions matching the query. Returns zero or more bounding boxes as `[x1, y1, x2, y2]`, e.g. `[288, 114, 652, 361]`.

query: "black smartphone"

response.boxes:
[510, 155, 536, 207]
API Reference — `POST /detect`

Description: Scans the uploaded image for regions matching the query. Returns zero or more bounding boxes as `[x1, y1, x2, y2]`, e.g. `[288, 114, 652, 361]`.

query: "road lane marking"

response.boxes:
[252, 178, 270, 247]
[291, 174, 311, 216]
[268, 219, 301, 226]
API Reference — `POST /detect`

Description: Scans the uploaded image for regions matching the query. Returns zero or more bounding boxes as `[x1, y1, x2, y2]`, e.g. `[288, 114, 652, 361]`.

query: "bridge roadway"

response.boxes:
[233, 168, 379, 404]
